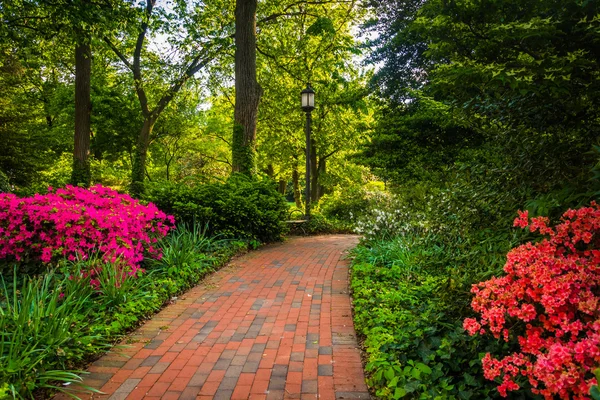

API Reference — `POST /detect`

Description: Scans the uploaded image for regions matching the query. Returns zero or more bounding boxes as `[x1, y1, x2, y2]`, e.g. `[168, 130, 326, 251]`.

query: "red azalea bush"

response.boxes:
[0, 185, 174, 275]
[464, 204, 600, 399]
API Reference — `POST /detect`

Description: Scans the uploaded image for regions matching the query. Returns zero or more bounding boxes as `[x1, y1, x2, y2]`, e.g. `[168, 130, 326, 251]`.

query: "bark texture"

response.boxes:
[292, 166, 302, 209]
[278, 179, 287, 195]
[130, 117, 156, 196]
[310, 138, 318, 202]
[232, 0, 262, 175]
[71, 40, 92, 187]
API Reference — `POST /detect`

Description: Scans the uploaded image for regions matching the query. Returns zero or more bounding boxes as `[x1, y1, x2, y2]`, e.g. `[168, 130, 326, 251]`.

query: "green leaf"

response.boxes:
[384, 366, 396, 381]
[590, 385, 600, 400]
[415, 363, 432, 374]
[306, 17, 336, 36]
[394, 387, 407, 399]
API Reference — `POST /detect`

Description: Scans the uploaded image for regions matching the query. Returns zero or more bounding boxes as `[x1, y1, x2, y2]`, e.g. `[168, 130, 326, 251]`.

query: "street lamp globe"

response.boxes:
[301, 84, 315, 112]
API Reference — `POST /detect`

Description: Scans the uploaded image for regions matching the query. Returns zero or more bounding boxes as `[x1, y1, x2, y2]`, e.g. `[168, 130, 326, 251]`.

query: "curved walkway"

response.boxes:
[67, 235, 369, 400]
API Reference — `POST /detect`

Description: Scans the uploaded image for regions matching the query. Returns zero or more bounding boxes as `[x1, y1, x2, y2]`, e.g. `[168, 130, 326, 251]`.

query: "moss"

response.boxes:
[70, 157, 91, 188]
[231, 123, 256, 176]
[129, 149, 146, 198]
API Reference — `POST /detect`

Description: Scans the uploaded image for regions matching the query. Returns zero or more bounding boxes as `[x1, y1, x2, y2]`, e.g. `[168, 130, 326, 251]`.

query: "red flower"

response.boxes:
[466, 204, 600, 399]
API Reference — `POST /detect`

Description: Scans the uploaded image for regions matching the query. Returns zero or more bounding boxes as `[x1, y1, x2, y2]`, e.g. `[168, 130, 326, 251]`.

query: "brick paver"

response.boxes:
[60, 235, 369, 400]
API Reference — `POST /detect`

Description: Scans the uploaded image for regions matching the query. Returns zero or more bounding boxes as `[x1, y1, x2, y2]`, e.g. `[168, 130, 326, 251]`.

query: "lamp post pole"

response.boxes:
[301, 84, 315, 220]
[305, 110, 312, 220]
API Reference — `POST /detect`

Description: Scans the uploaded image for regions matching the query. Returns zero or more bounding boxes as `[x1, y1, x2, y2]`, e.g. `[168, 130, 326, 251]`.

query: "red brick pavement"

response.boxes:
[59, 235, 369, 400]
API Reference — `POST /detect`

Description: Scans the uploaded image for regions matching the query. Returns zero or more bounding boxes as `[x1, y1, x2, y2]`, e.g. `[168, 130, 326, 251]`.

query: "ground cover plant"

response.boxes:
[350, 191, 600, 399]
[351, 232, 512, 399]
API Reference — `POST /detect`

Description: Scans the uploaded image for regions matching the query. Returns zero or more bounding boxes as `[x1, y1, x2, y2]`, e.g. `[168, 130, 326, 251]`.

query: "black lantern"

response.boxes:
[301, 85, 315, 112]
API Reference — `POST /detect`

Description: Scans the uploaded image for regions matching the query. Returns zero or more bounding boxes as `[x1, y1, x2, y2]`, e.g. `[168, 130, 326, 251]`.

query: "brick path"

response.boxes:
[65, 235, 369, 400]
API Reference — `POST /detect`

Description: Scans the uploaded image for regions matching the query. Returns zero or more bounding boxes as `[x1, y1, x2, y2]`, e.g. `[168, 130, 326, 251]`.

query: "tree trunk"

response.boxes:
[266, 164, 275, 178]
[292, 166, 302, 208]
[231, 0, 262, 176]
[130, 117, 155, 197]
[71, 40, 92, 187]
[310, 139, 318, 202]
[317, 157, 326, 199]
[278, 179, 286, 195]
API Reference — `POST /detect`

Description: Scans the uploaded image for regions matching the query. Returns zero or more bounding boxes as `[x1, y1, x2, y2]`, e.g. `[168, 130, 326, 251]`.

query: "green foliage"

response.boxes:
[350, 229, 526, 399]
[359, 96, 482, 184]
[70, 157, 91, 188]
[87, 260, 150, 313]
[297, 212, 352, 235]
[148, 223, 223, 284]
[306, 17, 336, 36]
[0, 272, 103, 398]
[319, 187, 373, 223]
[0, 228, 248, 397]
[0, 171, 10, 193]
[363, 0, 600, 232]
[145, 175, 289, 242]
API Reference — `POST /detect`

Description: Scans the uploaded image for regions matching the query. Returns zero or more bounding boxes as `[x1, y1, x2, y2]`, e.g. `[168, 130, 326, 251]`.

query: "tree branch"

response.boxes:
[134, 0, 155, 81]
[102, 37, 133, 71]
[201, 153, 232, 167]
[321, 148, 340, 160]
[152, 47, 221, 118]
[208, 133, 232, 146]
[256, 44, 304, 82]
[258, 0, 353, 24]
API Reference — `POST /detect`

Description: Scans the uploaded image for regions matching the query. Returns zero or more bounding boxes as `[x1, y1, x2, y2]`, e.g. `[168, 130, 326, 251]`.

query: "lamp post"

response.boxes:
[301, 84, 315, 220]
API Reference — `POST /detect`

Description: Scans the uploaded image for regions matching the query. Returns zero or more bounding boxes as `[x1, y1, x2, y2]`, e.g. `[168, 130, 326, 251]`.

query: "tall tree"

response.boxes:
[104, 0, 230, 195]
[232, 0, 262, 175]
[0, 0, 75, 189]
[71, 37, 92, 186]
[362, 0, 600, 226]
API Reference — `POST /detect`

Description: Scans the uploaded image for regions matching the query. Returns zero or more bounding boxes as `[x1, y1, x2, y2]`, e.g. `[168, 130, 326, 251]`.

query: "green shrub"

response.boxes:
[319, 187, 372, 222]
[145, 175, 288, 242]
[305, 212, 353, 235]
[285, 211, 353, 236]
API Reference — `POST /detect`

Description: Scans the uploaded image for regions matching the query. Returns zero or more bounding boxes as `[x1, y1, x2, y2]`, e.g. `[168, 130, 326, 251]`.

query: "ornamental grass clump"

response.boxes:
[464, 204, 600, 399]
[0, 185, 173, 275]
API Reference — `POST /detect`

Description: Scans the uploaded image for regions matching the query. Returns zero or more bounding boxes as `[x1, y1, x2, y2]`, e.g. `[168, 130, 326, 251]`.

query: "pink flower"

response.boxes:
[0, 185, 174, 285]
[41, 247, 52, 263]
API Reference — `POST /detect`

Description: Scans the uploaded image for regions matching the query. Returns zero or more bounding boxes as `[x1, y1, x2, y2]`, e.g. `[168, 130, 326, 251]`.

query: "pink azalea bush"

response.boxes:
[0, 185, 174, 275]
[464, 204, 600, 399]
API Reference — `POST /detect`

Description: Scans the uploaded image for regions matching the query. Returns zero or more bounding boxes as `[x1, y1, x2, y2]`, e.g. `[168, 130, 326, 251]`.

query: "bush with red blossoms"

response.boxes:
[0, 185, 174, 275]
[464, 204, 600, 399]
